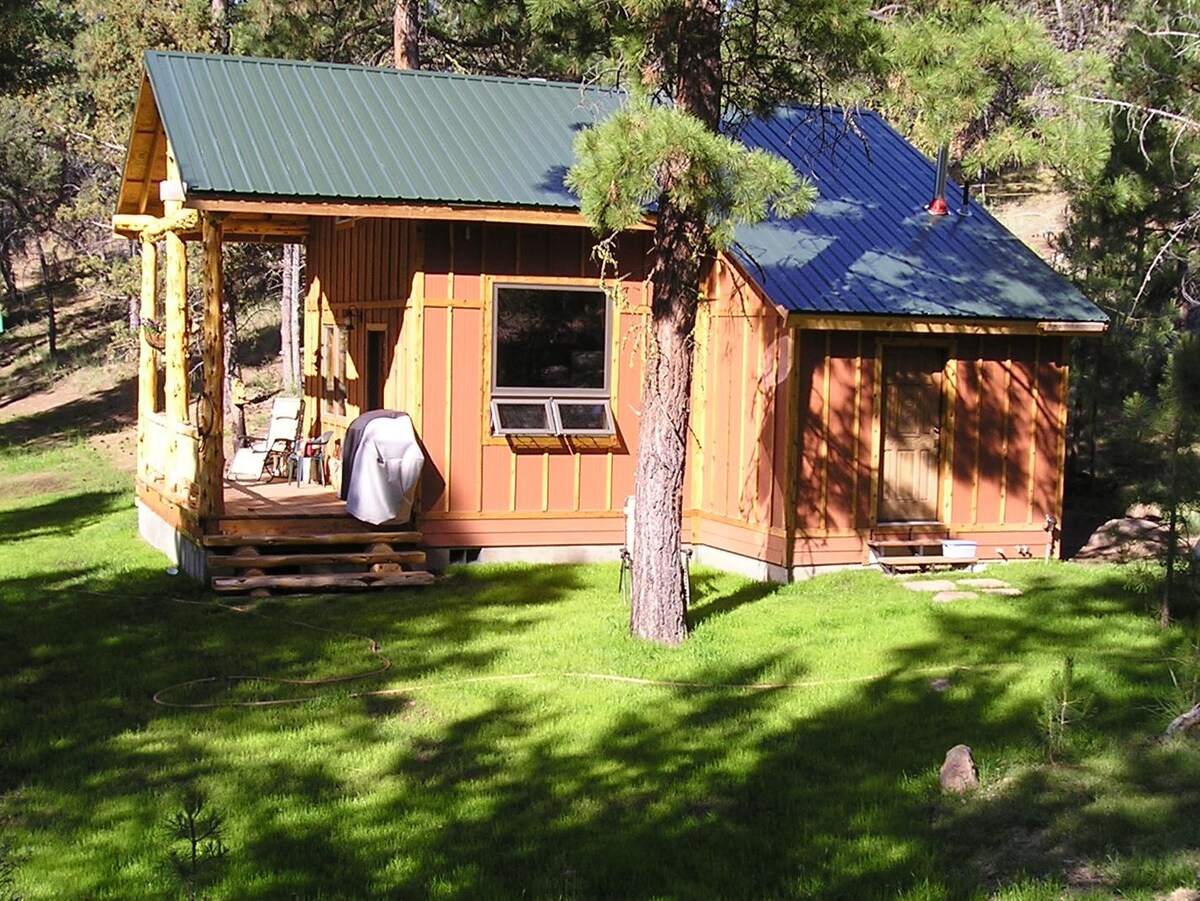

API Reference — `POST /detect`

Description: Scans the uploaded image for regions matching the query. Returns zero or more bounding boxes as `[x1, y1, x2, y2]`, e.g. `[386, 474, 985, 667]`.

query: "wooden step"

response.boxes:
[877, 554, 977, 574]
[878, 554, 976, 567]
[203, 531, 421, 548]
[212, 570, 436, 593]
[869, 538, 945, 550]
[209, 550, 427, 570]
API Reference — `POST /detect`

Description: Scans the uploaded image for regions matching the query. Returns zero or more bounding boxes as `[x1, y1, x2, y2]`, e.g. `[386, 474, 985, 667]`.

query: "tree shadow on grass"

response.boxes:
[321, 565, 1200, 900]
[688, 571, 782, 628]
[0, 375, 137, 448]
[1, 558, 601, 898]
[0, 490, 125, 543]
[5, 550, 1199, 899]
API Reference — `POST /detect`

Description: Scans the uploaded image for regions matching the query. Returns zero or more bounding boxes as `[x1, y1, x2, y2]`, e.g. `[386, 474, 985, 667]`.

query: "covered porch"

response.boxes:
[114, 152, 428, 591]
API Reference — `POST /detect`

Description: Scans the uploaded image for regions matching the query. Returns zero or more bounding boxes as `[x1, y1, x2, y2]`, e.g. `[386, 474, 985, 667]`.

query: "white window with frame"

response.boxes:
[490, 284, 615, 437]
[321, 322, 348, 418]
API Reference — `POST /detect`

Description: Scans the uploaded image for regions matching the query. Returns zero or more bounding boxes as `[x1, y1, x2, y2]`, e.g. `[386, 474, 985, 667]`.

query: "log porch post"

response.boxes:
[136, 239, 158, 481]
[198, 212, 226, 518]
[162, 143, 189, 501]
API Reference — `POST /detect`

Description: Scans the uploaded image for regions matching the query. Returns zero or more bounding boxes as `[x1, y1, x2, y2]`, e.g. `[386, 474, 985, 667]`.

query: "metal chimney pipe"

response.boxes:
[928, 145, 949, 216]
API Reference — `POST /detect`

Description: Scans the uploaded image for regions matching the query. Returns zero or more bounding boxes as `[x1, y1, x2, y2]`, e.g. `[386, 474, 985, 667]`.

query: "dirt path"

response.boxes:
[0, 362, 138, 473]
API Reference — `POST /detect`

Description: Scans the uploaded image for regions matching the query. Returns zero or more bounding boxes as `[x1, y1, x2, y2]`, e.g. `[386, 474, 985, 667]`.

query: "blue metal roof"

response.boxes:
[733, 108, 1104, 323]
[128, 51, 1103, 324]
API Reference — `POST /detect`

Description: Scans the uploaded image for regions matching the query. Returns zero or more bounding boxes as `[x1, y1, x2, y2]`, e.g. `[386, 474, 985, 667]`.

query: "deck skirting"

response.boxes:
[137, 499, 209, 581]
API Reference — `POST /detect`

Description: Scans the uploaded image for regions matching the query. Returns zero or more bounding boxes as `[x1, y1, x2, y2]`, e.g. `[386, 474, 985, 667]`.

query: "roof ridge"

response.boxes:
[144, 50, 614, 95]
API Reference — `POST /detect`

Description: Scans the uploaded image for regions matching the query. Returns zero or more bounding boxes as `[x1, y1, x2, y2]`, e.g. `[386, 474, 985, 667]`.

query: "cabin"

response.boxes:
[112, 51, 1106, 591]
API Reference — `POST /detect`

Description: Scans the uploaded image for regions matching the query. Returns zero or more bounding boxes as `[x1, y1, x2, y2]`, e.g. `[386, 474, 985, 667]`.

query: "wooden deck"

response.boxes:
[201, 476, 432, 593]
[221, 476, 346, 520]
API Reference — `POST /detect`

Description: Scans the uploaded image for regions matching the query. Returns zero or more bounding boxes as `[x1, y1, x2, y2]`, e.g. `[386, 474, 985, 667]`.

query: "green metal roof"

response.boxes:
[141, 50, 617, 207]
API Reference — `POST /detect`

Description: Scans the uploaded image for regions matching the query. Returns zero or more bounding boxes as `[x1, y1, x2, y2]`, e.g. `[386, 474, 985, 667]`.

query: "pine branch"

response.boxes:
[1165, 702, 1200, 737]
[1072, 94, 1200, 136]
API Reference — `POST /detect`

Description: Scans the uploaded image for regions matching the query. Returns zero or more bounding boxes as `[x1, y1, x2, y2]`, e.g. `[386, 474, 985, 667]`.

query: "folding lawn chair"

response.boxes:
[227, 397, 304, 482]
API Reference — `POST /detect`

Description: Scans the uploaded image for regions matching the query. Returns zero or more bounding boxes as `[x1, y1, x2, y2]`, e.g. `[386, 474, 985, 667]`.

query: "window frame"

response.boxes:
[551, 399, 615, 436]
[490, 283, 612, 400]
[490, 398, 556, 437]
[488, 283, 616, 437]
[320, 321, 348, 418]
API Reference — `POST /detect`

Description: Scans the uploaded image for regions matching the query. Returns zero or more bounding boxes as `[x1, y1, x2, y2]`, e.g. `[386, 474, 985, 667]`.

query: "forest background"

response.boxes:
[2, 0, 1198, 554]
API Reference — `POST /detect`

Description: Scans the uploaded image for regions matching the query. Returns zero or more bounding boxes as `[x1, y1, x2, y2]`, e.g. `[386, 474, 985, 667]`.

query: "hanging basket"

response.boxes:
[141, 320, 166, 351]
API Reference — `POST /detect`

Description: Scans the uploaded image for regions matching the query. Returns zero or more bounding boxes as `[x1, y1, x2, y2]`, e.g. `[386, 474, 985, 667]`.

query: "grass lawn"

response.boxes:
[2, 432, 1200, 899]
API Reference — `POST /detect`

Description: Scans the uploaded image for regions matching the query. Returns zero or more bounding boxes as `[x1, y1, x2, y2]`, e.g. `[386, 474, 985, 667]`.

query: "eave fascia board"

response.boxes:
[787, 313, 1109, 336]
[185, 197, 655, 231]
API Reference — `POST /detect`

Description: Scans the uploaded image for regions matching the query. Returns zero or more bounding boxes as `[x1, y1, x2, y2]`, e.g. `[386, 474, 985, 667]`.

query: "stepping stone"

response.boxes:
[903, 580, 958, 592]
[982, 587, 1023, 597]
[932, 591, 979, 604]
[956, 578, 1011, 589]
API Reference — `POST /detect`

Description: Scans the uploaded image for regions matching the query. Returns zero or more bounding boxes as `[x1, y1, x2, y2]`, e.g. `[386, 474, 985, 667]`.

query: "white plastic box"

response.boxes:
[941, 540, 978, 559]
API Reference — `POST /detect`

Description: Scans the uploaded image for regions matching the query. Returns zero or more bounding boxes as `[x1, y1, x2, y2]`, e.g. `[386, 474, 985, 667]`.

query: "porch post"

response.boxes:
[163, 221, 188, 428]
[159, 138, 191, 502]
[198, 212, 226, 519]
[136, 238, 158, 483]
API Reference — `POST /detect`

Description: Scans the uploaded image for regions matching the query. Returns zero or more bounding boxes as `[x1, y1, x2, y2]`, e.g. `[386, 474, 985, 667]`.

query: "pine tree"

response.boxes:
[1060, 0, 1200, 485]
[564, 0, 879, 644]
[878, 1, 1111, 186]
[1113, 336, 1200, 626]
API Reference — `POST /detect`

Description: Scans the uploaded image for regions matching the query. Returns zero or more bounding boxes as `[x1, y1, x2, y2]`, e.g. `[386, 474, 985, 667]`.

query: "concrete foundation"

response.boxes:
[424, 544, 624, 571]
[136, 499, 209, 582]
[690, 544, 790, 583]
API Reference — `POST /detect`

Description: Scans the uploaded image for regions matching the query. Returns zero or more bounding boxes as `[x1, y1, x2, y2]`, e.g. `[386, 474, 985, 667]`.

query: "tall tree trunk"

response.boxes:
[224, 286, 244, 447]
[0, 239, 19, 310]
[629, 0, 723, 645]
[211, 0, 230, 53]
[394, 0, 420, 70]
[290, 245, 302, 386]
[36, 238, 56, 357]
[280, 244, 299, 390]
[630, 205, 706, 644]
[1163, 421, 1181, 629]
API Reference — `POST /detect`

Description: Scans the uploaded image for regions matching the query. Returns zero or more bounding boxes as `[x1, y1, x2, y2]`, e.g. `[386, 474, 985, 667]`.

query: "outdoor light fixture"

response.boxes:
[158, 180, 187, 202]
[343, 306, 361, 332]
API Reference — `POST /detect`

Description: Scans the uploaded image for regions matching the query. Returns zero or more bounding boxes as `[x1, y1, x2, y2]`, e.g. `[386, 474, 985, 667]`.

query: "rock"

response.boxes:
[1165, 702, 1200, 738]
[932, 591, 978, 604]
[939, 744, 979, 793]
[903, 580, 958, 592]
[929, 678, 952, 692]
[1126, 502, 1161, 521]
[981, 587, 1022, 597]
[956, 578, 1010, 589]
[1074, 516, 1183, 563]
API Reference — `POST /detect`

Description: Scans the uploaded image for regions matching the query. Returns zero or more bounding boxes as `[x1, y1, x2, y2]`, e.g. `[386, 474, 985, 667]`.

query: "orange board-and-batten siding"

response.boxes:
[690, 258, 792, 568]
[306, 215, 1077, 571]
[305, 218, 658, 550]
[792, 329, 1070, 569]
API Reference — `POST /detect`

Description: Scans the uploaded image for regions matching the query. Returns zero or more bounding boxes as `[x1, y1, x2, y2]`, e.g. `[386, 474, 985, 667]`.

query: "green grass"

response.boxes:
[2, 435, 1200, 899]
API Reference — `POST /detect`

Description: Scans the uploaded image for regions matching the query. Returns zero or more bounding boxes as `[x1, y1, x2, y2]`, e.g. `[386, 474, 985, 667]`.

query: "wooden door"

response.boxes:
[366, 327, 387, 411]
[879, 346, 945, 522]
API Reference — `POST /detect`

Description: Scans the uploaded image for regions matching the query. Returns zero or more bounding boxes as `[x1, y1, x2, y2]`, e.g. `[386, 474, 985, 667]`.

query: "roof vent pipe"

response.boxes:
[928, 145, 949, 216]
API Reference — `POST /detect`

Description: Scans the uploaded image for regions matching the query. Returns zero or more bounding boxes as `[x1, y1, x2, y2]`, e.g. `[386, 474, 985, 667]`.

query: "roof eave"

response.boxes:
[114, 71, 169, 220]
[786, 313, 1109, 336]
[184, 195, 653, 230]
